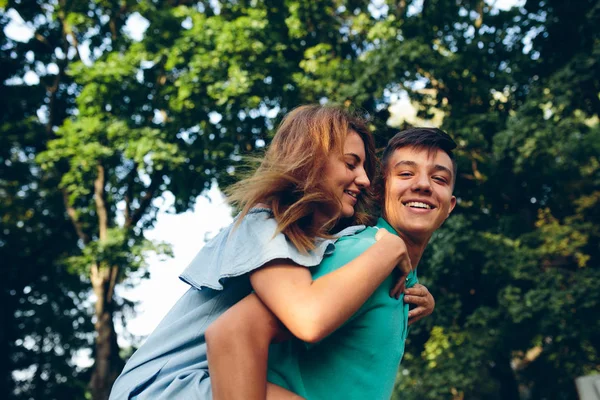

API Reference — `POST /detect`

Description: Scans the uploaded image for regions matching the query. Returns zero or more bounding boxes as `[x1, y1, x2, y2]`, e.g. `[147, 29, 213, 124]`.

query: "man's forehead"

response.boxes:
[388, 146, 453, 169]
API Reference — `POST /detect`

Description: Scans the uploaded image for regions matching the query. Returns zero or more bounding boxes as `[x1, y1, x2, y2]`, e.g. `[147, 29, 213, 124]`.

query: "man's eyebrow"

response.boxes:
[393, 160, 453, 176]
[433, 164, 453, 176]
[392, 160, 417, 169]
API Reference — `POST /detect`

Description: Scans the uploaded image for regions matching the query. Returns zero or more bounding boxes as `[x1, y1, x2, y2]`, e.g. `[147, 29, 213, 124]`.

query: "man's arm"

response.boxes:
[405, 283, 435, 325]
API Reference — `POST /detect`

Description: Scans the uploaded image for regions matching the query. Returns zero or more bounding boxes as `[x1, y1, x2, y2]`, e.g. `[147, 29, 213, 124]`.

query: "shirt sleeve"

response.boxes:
[179, 209, 364, 291]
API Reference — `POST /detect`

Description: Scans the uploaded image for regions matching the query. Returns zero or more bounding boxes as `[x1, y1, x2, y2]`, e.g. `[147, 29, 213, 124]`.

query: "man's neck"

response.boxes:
[379, 217, 430, 269]
[397, 233, 428, 269]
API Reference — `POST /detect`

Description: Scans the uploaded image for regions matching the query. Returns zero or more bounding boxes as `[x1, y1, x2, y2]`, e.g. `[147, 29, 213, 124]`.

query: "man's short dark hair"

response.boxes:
[381, 127, 458, 183]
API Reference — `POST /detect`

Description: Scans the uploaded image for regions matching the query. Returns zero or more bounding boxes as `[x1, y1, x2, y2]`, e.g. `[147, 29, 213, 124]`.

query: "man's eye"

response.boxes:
[433, 176, 448, 183]
[399, 172, 412, 177]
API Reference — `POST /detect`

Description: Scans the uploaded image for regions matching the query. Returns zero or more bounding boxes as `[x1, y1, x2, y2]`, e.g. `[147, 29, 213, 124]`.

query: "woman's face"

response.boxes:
[321, 131, 371, 219]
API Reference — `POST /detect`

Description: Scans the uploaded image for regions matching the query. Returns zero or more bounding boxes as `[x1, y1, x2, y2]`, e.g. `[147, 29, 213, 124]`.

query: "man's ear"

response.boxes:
[446, 196, 457, 218]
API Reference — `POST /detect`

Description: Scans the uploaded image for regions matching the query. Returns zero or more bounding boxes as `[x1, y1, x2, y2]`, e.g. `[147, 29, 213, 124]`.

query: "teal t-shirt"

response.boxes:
[267, 218, 418, 400]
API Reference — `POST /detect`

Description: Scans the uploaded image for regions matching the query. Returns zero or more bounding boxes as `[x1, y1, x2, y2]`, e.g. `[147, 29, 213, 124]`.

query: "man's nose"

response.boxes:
[411, 174, 431, 193]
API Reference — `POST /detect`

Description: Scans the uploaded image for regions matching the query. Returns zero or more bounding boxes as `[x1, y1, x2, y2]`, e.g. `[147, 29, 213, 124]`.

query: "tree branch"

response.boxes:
[46, 3, 71, 137]
[64, 26, 82, 62]
[62, 190, 91, 245]
[126, 175, 162, 229]
[475, 0, 484, 29]
[106, 265, 119, 307]
[108, 2, 128, 41]
[90, 262, 103, 310]
[94, 163, 108, 242]
[123, 163, 138, 223]
[394, 0, 407, 20]
[34, 33, 53, 50]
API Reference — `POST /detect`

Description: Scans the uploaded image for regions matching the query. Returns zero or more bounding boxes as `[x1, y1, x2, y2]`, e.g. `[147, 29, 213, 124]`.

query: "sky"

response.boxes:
[115, 185, 233, 346]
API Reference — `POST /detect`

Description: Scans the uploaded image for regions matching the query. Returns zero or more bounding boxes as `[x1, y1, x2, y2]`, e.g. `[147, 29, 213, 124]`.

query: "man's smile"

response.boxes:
[402, 200, 435, 210]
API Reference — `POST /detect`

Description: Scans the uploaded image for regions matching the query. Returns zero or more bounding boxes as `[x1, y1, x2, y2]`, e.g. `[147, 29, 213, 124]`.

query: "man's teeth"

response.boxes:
[405, 201, 432, 209]
[344, 190, 357, 198]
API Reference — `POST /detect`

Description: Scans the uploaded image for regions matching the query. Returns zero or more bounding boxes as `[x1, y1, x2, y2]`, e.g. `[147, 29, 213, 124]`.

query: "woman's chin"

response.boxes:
[341, 207, 356, 219]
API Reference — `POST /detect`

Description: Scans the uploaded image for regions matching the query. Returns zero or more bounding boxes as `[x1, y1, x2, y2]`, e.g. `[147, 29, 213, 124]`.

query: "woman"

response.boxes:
[109, 105, 428, 399]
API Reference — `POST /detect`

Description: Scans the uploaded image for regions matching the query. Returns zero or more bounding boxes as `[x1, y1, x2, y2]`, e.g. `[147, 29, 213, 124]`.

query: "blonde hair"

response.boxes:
[226, 104, 377, 253]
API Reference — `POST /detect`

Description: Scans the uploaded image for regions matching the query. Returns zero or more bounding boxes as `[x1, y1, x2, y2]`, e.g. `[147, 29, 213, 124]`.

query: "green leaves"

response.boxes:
[4, 0, 600, 398]
[63, 227, 172, 276]
[393, 1, 600, 398]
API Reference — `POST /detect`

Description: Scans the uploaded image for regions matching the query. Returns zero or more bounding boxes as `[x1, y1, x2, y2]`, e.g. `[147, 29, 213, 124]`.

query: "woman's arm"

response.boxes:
[207, 230, 409, 400]
[207, 294, 304, 400]
[249, 230, 410, 343]
[206, 294, 292, 400]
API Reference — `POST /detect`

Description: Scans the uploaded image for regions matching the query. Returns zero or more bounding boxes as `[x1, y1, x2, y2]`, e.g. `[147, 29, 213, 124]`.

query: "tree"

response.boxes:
[0, 12, 92, 399]
[3, 0, 598, 398]
[31, 1, 399, 397]
[389, 0, 600, 398]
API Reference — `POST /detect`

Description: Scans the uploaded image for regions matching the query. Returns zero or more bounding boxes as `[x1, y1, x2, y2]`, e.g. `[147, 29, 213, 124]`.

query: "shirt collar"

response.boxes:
[377, 217, 419, 282]
[376, 218, 398, 236]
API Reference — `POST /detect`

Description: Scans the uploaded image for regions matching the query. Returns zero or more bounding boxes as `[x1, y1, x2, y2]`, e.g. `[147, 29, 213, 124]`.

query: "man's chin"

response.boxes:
[394, 223, 435, 240]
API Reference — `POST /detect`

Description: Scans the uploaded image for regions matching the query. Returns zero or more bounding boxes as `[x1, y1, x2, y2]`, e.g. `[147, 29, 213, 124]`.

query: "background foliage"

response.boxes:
[1, 0, 598, 399]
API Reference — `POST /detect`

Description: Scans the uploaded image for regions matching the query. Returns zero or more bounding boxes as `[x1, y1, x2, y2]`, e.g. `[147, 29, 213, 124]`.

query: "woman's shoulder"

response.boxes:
[179, 208, 339, 291]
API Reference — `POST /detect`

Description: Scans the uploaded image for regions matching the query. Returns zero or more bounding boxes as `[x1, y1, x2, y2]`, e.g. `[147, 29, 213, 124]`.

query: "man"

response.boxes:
[266, 127, 457, 399]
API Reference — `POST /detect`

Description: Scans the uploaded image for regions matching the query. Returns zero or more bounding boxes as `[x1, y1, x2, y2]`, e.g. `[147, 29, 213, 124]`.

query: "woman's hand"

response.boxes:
[404, 283, 435, 325]
[375, 229, 412, 299]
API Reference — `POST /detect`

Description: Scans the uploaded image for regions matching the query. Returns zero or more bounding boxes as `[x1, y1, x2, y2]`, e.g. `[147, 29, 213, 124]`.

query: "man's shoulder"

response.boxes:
[309, 227, 378, 279]
[326, 226, 377, 259]
[335, 226, 377, 246]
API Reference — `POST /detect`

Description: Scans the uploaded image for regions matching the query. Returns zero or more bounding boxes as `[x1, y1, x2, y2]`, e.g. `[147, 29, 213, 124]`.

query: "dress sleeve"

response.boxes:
[179, 209, 364, 291]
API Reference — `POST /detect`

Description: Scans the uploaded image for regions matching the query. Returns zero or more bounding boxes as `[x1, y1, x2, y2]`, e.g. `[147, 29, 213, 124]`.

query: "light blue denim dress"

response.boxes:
[109, 208, 363, 399]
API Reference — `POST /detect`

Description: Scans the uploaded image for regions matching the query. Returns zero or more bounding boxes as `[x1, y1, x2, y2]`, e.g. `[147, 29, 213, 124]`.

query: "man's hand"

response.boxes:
[405, 284, 435, 325]
[375, 229, 412, 299]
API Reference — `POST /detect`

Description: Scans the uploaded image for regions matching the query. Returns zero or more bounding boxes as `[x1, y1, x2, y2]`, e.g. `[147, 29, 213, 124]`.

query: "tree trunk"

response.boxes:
[89, 265, 123, 400]
[89, 163, 123, 400]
